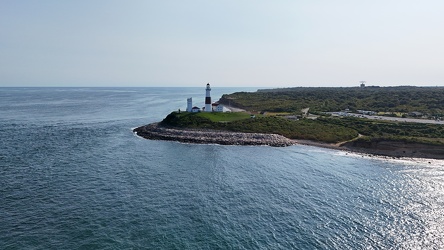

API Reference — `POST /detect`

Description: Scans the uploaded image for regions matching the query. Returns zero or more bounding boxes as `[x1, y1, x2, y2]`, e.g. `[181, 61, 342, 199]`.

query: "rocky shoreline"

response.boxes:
[134, 123, 444, 160]
[133, 123, 295, 147]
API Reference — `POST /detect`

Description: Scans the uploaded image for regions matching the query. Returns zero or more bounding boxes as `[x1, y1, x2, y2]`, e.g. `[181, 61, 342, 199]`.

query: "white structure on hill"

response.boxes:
[191, 106, 201, 112]
[185, 83, 230, 113]
[186, 98, 192, 112]
[215, 104, 230, 112]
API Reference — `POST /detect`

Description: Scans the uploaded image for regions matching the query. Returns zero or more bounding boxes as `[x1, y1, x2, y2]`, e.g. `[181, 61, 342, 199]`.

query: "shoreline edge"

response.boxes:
[133, 123, 444, 160]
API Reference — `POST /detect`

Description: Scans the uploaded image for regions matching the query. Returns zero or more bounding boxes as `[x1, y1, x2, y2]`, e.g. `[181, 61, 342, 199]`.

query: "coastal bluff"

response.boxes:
[341, 139, 444, 159]
[133, 123, 295, 147]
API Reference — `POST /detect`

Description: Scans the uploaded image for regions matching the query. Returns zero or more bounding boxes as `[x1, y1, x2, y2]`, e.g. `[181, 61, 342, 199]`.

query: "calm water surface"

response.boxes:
[1, 87, 443, 249]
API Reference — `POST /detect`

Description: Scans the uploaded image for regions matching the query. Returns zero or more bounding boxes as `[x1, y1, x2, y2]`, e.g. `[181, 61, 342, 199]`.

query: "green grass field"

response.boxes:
[162, 110, 444, 144]
[195, 112, 252, 122]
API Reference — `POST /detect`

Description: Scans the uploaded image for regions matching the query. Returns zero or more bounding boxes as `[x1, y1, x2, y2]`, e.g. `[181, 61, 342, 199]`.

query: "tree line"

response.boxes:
[219, 86, 444, 117]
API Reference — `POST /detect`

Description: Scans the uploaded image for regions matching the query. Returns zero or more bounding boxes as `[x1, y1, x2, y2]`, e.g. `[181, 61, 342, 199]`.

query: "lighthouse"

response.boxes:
[186, 98, 192, 112]
[205, 83, 212, 112]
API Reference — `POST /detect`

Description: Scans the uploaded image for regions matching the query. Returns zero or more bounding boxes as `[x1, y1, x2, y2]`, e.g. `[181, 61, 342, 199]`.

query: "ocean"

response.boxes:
[1, 87, 443, 249]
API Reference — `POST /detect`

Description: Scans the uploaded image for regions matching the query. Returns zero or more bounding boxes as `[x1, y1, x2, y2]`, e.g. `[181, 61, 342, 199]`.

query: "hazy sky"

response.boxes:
[1, 1, 443, 87]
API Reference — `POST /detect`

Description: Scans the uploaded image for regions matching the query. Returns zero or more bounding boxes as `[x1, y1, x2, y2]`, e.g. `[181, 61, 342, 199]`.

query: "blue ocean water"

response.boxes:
[1, 87, 443, 249]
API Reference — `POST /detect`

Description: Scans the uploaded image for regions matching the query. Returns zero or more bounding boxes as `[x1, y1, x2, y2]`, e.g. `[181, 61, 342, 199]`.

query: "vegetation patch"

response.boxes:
[161, 112, 358, 143]
[219, 86, 444, 117]
[318, 117, 444, 140]
[222, 117, 358, 143]
[196, 111, 252, 122]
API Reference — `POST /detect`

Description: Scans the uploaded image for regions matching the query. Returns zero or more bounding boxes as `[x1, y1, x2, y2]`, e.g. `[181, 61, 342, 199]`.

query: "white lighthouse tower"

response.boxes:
[186, 98, 192, 112]
[205, 83, 212, 112]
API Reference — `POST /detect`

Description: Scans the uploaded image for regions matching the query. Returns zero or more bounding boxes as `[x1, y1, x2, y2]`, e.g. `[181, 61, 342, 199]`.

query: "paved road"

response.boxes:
[345, 113, 443, 125]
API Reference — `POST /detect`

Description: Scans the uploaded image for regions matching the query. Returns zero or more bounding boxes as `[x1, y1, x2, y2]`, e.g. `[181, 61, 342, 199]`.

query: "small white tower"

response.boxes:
[205, 83, 212, 112]
[186, 98, 192, 112]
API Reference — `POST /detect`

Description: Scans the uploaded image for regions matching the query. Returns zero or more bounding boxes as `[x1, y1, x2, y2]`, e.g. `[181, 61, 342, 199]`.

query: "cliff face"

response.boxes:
[342, 139, 444, 159]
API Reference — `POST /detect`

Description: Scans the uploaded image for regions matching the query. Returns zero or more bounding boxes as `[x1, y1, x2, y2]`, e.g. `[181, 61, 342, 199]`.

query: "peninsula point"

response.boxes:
[134, 84, 444, 159]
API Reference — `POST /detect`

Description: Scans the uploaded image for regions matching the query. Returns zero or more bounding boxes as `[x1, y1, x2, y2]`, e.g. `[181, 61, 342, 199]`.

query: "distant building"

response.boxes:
[357, 110, 376, 115]
[212, 103, 218, 111]
[409, 111, 423, 117]
[191, 106, 201, 113]
[215, 104, 230, 112]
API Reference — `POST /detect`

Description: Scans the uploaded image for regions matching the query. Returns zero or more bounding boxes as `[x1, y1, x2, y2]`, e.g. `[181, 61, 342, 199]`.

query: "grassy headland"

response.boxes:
[161, 112, 358, 143]
[138, 86, 444, 158]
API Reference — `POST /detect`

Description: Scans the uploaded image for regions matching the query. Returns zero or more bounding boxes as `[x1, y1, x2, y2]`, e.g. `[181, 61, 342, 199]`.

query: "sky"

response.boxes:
[1, 0, 443, 87]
